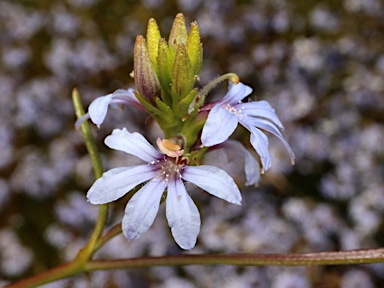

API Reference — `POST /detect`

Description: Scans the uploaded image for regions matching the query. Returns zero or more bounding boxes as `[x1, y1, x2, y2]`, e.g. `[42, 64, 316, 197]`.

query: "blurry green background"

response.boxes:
[1, 0, 384, 287]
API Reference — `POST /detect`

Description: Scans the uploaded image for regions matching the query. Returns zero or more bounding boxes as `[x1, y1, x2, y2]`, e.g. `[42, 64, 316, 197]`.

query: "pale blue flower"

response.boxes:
[75, 89, 145, 128]
[201, 82, 295, 171]
[87, 128, 241, 250]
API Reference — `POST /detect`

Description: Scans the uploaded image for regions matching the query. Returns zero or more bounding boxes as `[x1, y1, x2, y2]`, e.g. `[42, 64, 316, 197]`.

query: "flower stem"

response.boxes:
[94, 223, 122, 252]
[72, 88, 104, 179]
[85, 248, 384, 270]
[72, 88, 108, 261]
[7, 89, 110, 288]
[8, 248, 384, 287]
[6, 261, 84, 288]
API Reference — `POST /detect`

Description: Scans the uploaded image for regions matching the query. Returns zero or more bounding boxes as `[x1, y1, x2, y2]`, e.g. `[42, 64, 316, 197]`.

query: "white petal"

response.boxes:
[110, 88, 144, 110]
[182, 165, 242, 205]
[112, 88, 136, 99]
[221, 82, 253, 105]
[88, 94, 113, 128]
[122, 178, 167, 240]
[87, 165, 157, 204]
[74, 112, 90, 129]
[201, 105, 238, 147]
[244, 123, 272, 171]
[249, 118, 295, 164]
[220, 140, 260, 186]
[105, 128, 163, 162]
[237, 100, 284, 129]
[166, 177, 201, 250]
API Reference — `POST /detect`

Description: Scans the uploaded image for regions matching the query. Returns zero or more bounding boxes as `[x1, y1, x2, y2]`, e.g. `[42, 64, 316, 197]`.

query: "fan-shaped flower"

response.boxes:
[201, 82, 295, 171]
[87, 128, 241, 250]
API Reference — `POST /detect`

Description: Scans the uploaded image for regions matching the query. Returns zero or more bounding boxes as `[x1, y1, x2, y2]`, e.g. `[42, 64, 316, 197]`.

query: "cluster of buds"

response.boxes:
[133, 13, 207, 151]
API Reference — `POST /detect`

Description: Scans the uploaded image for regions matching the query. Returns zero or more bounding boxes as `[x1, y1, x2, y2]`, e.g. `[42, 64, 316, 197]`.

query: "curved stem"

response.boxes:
[6, 261, 83, 288]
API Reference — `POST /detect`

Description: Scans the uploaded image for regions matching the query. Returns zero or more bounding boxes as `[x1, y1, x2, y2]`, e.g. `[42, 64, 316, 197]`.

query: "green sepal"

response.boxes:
[175, 88, 197, 119]
[171, 44, 195, 105]
[157, 38, 173, 100]
[155, 97, 171, 114]
[186, 22, 203, 76]
[146, 18, 161, 72]
[133, 91, 161, 116]
[135, 92, 181, 138]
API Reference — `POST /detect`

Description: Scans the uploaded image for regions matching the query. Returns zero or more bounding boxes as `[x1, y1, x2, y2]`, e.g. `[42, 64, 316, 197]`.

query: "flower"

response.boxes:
[87, 128, 241, 250]
[75, 89, 145, 129]
[201, 82, 295, 171]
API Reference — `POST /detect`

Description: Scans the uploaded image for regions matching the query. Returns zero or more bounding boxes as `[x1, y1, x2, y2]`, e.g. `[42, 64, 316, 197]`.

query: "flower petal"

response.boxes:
[89, 94, 113, 128]
[220, 140, 260, 186]
[105, 128, 163, 162]
[166, 177, 201, 250]
[122, 177, 167, 240]
[243, 123, 272, 171]
[75, 112, 90, 129]
[201, 105, 238, 147]
[87, 165, 157, 204]
[182, 165, 241, 205]
[247, 118, 295, 164]
[221, 82, 253, 105]
[110, 88, 145, 111]
[236, 100, 284, 129]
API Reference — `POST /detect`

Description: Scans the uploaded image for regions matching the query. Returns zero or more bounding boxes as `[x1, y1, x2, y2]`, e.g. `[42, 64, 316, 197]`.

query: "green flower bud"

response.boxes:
[157, 38, 173, 100]
[172, 44, 195, 103]
[186, 21, 203, 76]
[168, 13, 188, 49]
[134, 35, 160, 105]
[146, 18, 161, 72]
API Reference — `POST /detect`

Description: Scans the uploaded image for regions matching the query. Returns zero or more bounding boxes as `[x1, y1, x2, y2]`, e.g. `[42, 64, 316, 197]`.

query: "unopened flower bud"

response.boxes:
[186, 21, 203, 76]
[172, 44, 195, 100]
[146, 18, 161, 71]
[168, 13, 188, 49]
[134, 35, 160, 105]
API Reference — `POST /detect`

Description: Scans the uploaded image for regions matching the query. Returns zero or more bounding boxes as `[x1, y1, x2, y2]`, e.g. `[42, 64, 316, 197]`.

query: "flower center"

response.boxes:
[150, 157, 184, 183]
[224, 103, 246, 119]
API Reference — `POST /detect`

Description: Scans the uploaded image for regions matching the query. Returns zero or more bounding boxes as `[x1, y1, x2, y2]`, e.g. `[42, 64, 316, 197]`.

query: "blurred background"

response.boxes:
[1, 0, 384, 287]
